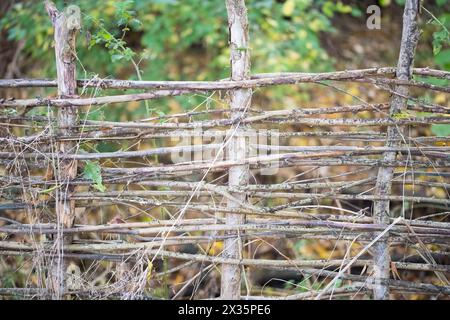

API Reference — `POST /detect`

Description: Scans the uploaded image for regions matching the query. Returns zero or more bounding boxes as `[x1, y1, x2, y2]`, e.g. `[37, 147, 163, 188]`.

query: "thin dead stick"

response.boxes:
[314, 217, 404, 300]
[0, 247, 448, 275]
[1, 158, 448, 183]
[0, 143, 221, 160]
[100, 152, 450, 176]
[100, 151, 343, 177]
[251, 67, 450, 81]
[285, 284, 367, 300]
[0, 90, 197, 108]
[352, 77, 450, 93]
[403, 222, 450, 285]
[66, 190, 450, 206]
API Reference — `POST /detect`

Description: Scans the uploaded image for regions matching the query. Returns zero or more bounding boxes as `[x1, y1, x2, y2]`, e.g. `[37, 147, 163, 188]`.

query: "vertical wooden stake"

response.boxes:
[45, 0, 80, 298]
[221, 0, 251, 300]
[372, 0, 420, 300]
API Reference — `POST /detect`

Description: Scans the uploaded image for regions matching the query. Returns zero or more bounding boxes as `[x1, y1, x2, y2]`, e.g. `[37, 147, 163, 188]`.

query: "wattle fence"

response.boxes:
[0, 0, 449, 300]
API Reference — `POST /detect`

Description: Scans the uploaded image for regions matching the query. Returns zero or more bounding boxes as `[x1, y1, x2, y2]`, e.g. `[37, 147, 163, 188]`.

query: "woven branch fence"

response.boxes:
[0, 0, 449, 300]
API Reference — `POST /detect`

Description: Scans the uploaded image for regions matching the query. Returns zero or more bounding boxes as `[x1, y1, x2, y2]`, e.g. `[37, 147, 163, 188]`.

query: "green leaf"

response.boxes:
[112, 53, 125, 62]
[111, 54, 123, 62]
[102, 32, 113, 41]
[431, 124, 450, 137]
[334, 279, 343, 288]
[431, 24, 449, 56]
[94, 183, 106, 192]
[83, 160, 106, 192]
[336, 2, 352, 14]
[322, 2, 334, 17]
[130, 18, 142, 29]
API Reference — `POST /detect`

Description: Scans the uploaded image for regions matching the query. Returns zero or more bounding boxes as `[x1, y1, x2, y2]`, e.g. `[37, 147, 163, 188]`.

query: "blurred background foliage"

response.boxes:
[1, 0, 448, 76]
[1, 0, 357, 78]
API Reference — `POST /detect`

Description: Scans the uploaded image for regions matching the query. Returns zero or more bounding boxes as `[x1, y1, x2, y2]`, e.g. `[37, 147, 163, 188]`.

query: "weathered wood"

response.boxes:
[221, 0, 252, 300]
[3, 217, 450, 237]
[14, 115, 444, 129]
[0, 90, 195, 107]
[0, 145, 447, 160]
[372, 0, 420, 300]
[0, 67, 449, 89]
[3, 102, 449, 118]
[45, 0, 81, 298]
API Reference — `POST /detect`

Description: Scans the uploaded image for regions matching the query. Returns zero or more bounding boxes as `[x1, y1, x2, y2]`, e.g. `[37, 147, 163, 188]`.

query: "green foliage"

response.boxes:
[432, 27, 449, 56]
[413, 5, 450, 100]
[0, 0, 351, 80]
[393, 1, 450, 71]
[0, 0, 362, 121]
[83, 160, 106, 192]
[321, 1, 360, 17]
[86, 1, 142, 64]
[114, 0, 142, 28]
[2, 1, 447, 78]
[435, 49, 450, 68]
[429, 13, 450, 56]
[422, 4, 450, 62]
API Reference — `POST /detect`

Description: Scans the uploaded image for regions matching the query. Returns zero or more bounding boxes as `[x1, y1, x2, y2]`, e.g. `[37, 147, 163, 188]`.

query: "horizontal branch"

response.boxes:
[0, 245, 449, 295]
[0, 67, 448, 90]
[1, 145, 448, 160]
[0, 90, 198, 107]
[72, 116, 450, 130]
[2, 217, 449, 237]
[4, 129, 450, 146]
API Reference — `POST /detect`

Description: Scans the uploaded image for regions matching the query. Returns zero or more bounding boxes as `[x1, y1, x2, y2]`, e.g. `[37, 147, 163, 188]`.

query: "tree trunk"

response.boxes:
[372, 0, 420, 300]
[221, 0, 251, 300]
[45, 0, 80, 299]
